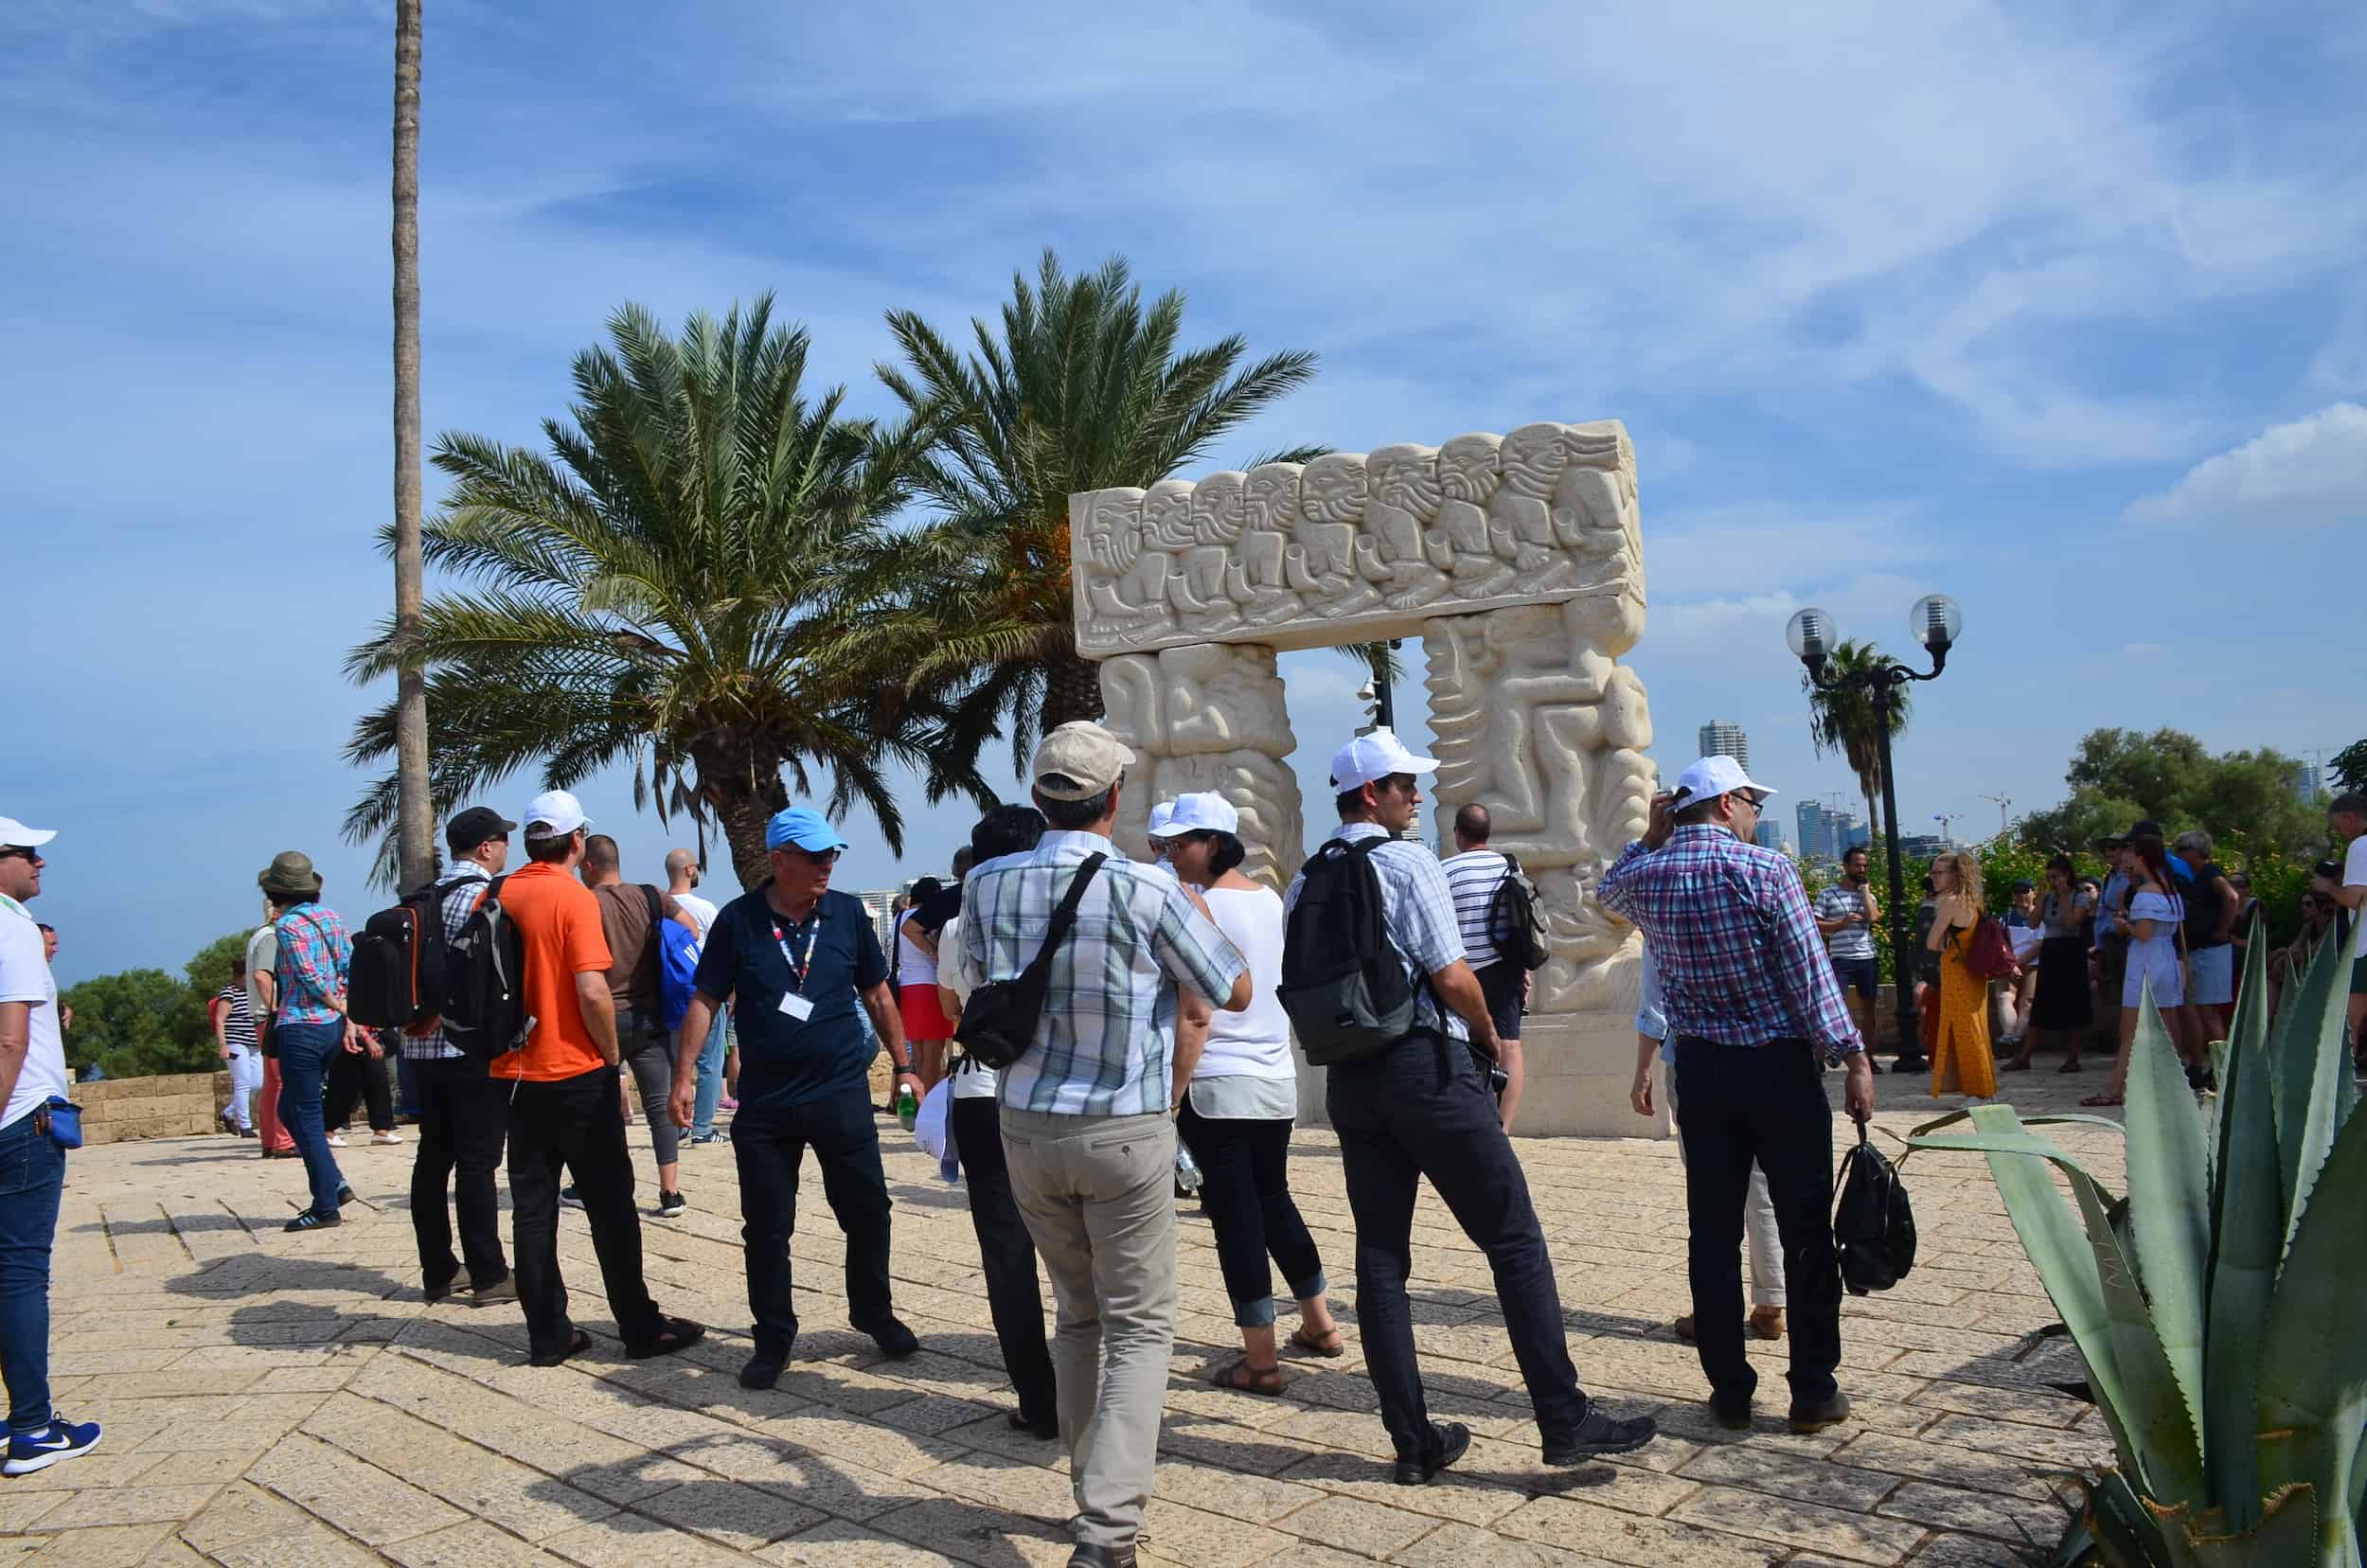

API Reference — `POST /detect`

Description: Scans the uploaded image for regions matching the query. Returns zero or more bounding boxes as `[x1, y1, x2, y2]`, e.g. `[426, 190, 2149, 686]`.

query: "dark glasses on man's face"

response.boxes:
[0, 846, 42, 864]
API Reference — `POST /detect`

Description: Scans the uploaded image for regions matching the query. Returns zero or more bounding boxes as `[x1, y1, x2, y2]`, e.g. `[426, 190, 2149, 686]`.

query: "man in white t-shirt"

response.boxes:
[2329, 793, 2367, 1048]
[0, 816, 101, 1475]
[666, 849, 733, 1146]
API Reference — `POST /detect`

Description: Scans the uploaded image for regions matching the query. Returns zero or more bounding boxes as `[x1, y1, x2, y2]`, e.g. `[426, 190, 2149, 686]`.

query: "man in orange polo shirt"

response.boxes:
[498, 790, 703, 1367]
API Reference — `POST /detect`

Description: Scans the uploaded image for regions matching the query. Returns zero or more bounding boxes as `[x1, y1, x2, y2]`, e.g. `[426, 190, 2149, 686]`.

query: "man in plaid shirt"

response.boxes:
[400, 807, 517, 1305]
[1597, 755, 1873, 1438]
[961, 722, 1248, 1568]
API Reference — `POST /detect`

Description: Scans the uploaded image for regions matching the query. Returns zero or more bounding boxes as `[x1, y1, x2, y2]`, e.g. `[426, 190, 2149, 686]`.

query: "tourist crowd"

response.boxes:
[2, 770, 2360, 1566]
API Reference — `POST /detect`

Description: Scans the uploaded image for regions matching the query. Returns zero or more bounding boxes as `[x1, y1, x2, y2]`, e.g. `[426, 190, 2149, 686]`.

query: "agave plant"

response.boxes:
[1908, 924, 2365, 1565]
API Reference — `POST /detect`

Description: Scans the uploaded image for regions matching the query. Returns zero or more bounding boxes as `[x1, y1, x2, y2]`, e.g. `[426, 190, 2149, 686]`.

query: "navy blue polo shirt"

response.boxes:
[692, 887, 889, 1112]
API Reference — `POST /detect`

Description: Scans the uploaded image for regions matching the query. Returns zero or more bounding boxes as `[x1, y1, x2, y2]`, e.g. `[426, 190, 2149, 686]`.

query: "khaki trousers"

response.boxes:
[1000, 1106, 1177, 1551]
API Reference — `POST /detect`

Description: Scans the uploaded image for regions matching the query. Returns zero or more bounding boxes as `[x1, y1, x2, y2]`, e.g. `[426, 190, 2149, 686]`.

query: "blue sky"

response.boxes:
[6, 0, 2363, 985]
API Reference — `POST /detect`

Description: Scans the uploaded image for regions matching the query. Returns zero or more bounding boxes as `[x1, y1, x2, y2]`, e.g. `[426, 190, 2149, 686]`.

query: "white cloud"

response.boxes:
[2125, 403, 2367, 529]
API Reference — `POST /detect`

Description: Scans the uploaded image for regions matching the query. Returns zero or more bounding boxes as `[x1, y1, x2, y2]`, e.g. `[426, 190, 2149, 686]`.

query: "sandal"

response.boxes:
[1210, 1358, 1285, 1397]
[627, 1317, 706, 1361]
[1290, 1325, 1346, 1359]
[530, 1327, 594, 1367]
[2079, 1093, 2124, 1108]
[2059, 1059, 2084, 1074]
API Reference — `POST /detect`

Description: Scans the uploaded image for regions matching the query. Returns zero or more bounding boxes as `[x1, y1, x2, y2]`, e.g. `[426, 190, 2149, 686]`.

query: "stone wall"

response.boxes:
[72, 1070, 234, 1145]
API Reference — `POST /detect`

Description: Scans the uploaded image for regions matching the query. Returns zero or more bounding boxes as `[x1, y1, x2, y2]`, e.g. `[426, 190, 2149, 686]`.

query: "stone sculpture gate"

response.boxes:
[1070, 421, 1665, 1136]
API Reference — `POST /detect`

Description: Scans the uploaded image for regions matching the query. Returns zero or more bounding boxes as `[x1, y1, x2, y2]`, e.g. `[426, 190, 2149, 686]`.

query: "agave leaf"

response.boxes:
[2254, 1102, 2367, 1566]
[2091, 1467, 2178, 1568]
[1909, 1108, 2129, 1139]
[2269, 934, 2351, 1256]
[2201, 1027, 2281, 1530]
[1902, 1131, 2119, 1192]
[2066, 1163, 2208, 1512]
[2122, 989, 2212, 1455]
[2155, 1481, 2320, 1566]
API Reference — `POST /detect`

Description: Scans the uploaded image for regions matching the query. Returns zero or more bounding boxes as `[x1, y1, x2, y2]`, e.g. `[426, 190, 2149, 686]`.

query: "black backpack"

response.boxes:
[1278, 838, 1427, 1066]
[347, 876, 474, 1030]
[1487, 854, 1551, 972]
[1833, 1121, 1917, 1294]
[957, 855, 1106, 1071]
[439, 876, 528, 1061]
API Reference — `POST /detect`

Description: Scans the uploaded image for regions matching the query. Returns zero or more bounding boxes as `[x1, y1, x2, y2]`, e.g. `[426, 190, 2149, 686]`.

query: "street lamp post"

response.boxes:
[1786, 595, 1963, 1064]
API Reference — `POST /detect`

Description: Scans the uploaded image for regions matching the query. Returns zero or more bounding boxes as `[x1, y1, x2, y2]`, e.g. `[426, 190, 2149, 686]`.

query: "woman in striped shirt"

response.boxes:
[210, 958, 260, 1136]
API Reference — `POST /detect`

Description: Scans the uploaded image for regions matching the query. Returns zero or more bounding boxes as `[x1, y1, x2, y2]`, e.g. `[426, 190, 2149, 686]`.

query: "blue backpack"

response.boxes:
[658, 913, 702, 1030]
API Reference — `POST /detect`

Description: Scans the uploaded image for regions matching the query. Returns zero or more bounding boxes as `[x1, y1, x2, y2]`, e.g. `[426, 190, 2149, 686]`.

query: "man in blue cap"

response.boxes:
[669, 805, 923, 1390]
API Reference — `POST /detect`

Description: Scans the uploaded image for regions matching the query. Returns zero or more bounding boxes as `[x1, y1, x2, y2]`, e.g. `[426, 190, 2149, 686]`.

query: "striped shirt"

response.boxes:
[1286, 823, 1471, 1042]
[215, 984, 257, 1052]
[401, 864, 494, 1062]
[959, 830, 1247, 1117]
[1439, 847, 1512, 971]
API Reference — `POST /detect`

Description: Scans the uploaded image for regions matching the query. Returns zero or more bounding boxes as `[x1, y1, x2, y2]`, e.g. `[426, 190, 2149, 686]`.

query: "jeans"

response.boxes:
[952, 1096, 1056, 1422]
[1175, 1105, 1326, 1327]
[395, 1054, 420, 1118]
[225, 1047, 262, 1131]
[689, 1007, 730, 1138]
[617, 1012, 679, 1167]
[1000, 1107, 1176, 1551]
[505, 1065, 665, 1360]
[1328, 1033, 1587, 1461]
[409, 1055, 510, 1292]
[731, 1086, 896, 1357]
[1671, 1037, 1842, 1409]
[274, 1021, 349, 1219]
[0, 1112, 65, 1434]
[324, 1044, 393, 1132]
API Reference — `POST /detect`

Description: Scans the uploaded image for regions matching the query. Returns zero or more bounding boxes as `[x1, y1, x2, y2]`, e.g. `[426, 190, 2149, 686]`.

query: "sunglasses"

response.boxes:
[0, 846, 42, 864]
[778, 846, 843, 866]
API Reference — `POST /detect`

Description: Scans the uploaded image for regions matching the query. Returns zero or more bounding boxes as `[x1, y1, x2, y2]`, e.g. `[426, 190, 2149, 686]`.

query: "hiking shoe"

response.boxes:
[739, 1352, 786, 1391]
[1543, 1407, 1658, 1465]
[559, 1185, 585, 1208]
[3, 1414, 101, 1477]
[861, 1317, 919, 1359]
[656, 1190, 687, 1219]
[373, 1130, 404, 1146]
[472, 1276, 519, 1305]
[1390, 1420, 1469, 1486]
[1789, 1391, 1852, 1434]
[284, 1209, 341, 1232]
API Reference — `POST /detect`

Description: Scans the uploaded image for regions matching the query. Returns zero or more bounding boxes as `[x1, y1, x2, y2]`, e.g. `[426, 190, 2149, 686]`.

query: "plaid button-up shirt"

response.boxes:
[272, 901, 352, 1028]
[1285, 823, 1471, 1042]
[1597, 826, 1863, 1058]
[960, 830, 1247, 1117]
[401, 864, 494, 1062]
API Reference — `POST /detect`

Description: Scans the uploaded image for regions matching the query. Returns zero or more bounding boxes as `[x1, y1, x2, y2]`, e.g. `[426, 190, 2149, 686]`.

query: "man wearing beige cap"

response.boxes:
[960, 722, 1251, 1568]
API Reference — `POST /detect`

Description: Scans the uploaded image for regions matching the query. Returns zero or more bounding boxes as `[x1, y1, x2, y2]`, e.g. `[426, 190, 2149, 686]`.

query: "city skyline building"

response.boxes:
[2291, 760, 2323, 803]
[1698, 720, 1750, 774]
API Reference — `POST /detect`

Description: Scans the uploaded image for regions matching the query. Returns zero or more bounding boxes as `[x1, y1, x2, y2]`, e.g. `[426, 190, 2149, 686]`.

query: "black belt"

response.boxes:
[1674, 1034, 1811, 1051]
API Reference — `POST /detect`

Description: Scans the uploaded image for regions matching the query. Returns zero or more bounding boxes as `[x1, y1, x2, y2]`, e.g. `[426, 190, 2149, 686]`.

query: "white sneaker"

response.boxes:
[372, 1131, 404, 1146]
[326, 1132, 347, 1148]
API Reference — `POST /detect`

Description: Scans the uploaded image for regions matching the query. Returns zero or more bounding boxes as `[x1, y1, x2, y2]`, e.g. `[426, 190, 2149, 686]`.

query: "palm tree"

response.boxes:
[863, 249, 1321, 780]
[344, 297, 979, 889]
[389, 0, 431, 894]
[1803, 637, 1913, 854]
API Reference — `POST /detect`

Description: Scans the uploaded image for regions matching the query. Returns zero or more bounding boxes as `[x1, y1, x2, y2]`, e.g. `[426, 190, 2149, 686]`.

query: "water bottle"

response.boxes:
[1173, 1140, 1204, 1197]
[896, 1082, 919, 1131]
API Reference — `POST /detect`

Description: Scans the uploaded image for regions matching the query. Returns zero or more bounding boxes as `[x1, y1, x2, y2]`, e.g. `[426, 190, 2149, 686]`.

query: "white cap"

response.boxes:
[1147, 801, 1176, 838]
[1670, 756, 1774, 808]
[1147, 793, 1238, 838]
[1328, 728, 1439, 793]
[0, 817, 56, 849]
[523, 789, 591, 839]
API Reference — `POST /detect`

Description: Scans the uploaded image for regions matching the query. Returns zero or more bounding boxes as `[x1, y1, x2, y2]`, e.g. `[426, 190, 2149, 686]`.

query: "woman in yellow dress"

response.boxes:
[1925, 851, 1996, 1098]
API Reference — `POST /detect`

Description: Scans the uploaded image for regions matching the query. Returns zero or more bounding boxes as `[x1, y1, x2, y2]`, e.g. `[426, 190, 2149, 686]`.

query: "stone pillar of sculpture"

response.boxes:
[1420, 592, 1667, 1134]
[1098, 643, 1304, 895]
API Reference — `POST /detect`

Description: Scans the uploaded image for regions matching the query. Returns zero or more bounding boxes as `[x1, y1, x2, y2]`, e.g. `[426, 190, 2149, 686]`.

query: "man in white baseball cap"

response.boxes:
[1284, 731, 1656, 1482]
[523, 789, 591, 841]
[0, 817, 102, 1476]
[1598, 757, 1871, 1438]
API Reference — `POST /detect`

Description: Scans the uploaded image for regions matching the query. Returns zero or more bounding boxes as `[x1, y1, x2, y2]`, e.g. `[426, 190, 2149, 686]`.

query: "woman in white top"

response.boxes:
[1151, 793, 1343, 1396]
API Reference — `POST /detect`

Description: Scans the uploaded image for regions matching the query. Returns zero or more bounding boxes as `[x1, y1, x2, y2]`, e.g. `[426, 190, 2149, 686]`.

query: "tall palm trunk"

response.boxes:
[390, 0, 432, 893]
[695, 738, 791, 890]
[1041, 644, 1105, 730]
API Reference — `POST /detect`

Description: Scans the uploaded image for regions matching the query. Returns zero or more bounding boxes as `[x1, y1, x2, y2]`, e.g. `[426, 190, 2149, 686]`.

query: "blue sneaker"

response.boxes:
[4, 1414, 101, 1476]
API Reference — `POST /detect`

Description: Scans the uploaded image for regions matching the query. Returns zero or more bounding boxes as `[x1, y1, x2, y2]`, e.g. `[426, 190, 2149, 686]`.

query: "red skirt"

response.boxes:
[899, 982, 954, 1042]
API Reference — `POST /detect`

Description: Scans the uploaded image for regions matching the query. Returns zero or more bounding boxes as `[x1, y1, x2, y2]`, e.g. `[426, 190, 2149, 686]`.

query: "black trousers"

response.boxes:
[505, 1064, 664, 1360]
[952, 1096, 1056, 1421]
[1327, 1035, 1586, 1462]
[324, 1045, 394, 1132]
[1177, 1104, 1326, 1327]
[730, 1086, 896, 1358]
[1671, 1037, 1842, 1409]
[409, 1055, 510, 1292]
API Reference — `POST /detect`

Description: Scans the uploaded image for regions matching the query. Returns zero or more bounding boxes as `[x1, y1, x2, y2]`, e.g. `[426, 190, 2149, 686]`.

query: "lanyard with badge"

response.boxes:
[771, 912, 821, 1022]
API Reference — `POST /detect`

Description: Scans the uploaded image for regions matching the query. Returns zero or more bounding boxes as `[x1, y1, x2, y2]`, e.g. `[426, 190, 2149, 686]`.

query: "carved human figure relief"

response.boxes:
[1292, 454, 1382, 616]
[1096, 644, 1303, 891]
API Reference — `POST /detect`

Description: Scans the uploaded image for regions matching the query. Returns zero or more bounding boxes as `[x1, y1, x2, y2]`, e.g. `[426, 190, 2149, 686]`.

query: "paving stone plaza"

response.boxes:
[3, 1077, 2118, 1566]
